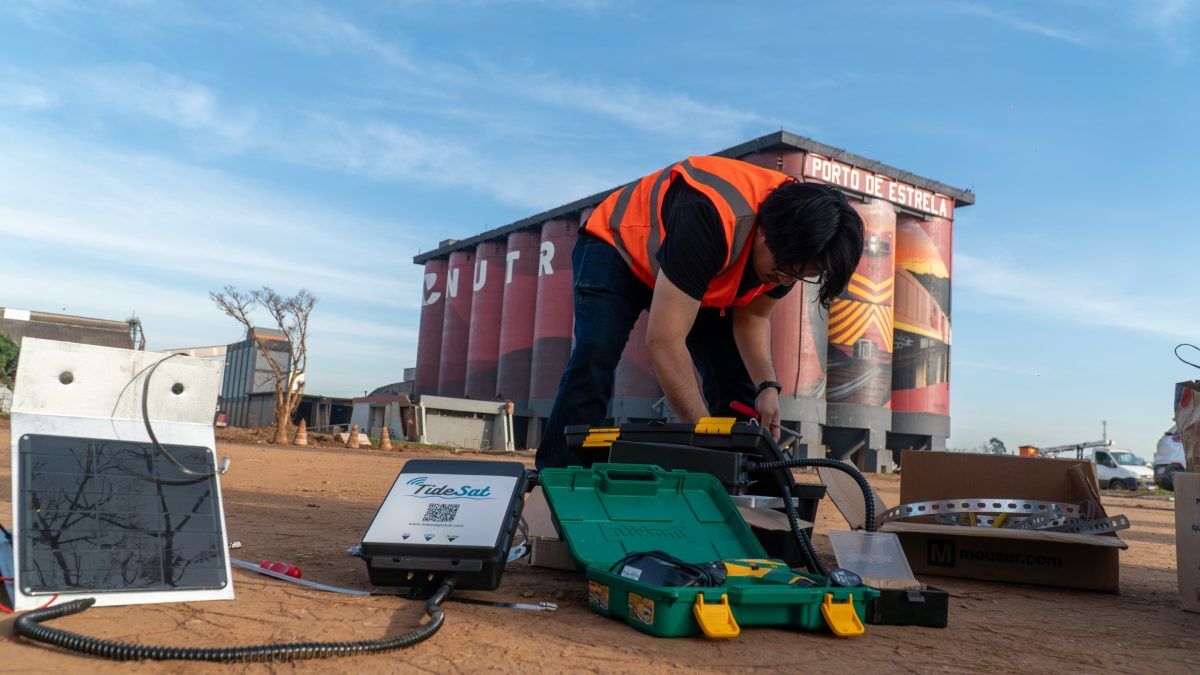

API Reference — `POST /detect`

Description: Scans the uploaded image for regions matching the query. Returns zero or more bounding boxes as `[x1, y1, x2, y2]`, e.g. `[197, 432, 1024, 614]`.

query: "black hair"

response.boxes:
[758, 180, 865, 309]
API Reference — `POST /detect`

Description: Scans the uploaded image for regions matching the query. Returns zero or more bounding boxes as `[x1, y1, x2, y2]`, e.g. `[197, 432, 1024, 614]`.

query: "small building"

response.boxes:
[0, 384, 12, 413]
[351, 385, 516, 451]
[0, 307, 138, 350]
[216, 327, 353, 431]
[218, 327, 292, 428]
[349, 393, 412, 440]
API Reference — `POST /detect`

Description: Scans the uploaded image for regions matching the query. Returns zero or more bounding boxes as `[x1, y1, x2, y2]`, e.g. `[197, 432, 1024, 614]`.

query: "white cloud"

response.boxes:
[505, 72, 770, 142]
[266, 7, 417, 73]
[956, 252, 1200, 340]
[950, 2, 1089, 45]
[264, 116, 620, 209]
[71, 64, 257, 145]
[1134, 0, 1200, 62]
[0, 126, 430, 390]
[0, 82, 57, 109]
[0, 125, 425, 305]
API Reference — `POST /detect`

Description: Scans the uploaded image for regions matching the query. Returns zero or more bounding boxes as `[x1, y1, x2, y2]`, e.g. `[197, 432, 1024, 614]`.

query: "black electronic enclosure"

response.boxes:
[607, 440, 751, 492]
[359, 459, 530, 595]
[867, 585, 949, 628]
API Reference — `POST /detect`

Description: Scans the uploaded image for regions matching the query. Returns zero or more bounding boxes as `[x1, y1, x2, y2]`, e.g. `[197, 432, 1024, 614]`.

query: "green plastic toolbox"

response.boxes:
[538, 463, 879, 638]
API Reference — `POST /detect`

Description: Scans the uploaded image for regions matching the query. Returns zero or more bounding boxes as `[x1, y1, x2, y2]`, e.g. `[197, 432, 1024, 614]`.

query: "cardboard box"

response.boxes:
[1174, 472, 1200, 613]
[523, 487, 577, 571]
[880, 451, 1127, 592]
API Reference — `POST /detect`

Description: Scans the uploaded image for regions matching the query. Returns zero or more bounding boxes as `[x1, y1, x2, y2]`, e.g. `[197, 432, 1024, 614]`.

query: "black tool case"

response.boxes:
[568, 420, 791, 495]
[359, 459, 530, 594]
[867, 585, 949, 628]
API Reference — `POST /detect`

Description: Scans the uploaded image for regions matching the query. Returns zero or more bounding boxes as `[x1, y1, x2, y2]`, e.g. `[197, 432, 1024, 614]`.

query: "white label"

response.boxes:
[538, 241, 555, 277]
[2, 308, 31, 321]
[363, 473, 517, 548]
[473, 259, 488, 291]
[505, 250, 520, 284]
[423, 273, 442, 306]
[620, 566, 643, 581]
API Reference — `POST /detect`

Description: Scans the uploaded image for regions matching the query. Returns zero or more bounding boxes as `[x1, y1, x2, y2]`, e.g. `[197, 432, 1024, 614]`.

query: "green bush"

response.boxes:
[0, 333, 17, 387]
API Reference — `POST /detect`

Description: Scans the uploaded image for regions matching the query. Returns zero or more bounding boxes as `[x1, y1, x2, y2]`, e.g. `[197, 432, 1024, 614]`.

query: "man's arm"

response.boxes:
[733, 293, 781, 440]
[646, 271, 708, 423]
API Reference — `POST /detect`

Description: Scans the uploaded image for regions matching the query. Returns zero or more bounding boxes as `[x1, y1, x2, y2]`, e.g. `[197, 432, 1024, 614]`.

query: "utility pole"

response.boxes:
[1102, 420, 1107, 444]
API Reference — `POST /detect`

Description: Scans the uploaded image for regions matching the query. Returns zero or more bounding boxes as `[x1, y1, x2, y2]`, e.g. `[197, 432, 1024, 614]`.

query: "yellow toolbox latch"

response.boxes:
[820, 593, 865, 637]
[693, 593, 740, 639]
[694, 417, 736, 435]
[582, 428, 620, 448]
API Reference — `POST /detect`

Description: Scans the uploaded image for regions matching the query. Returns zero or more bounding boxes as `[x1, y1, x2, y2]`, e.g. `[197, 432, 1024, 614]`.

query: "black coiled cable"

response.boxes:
[14, 578, 455, 663]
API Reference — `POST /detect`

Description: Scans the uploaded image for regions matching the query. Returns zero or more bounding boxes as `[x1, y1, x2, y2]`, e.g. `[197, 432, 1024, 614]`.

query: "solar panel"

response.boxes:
[17, 434, 227, 596]
[9, 338, 233, 609]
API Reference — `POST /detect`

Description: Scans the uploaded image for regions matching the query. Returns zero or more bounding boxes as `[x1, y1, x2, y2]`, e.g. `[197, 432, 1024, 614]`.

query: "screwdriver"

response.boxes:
[730, 400, 805, 443]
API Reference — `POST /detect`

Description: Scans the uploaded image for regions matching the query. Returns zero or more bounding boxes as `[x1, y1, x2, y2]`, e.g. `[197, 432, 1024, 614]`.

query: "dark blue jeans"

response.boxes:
[535, 233, 756, 469]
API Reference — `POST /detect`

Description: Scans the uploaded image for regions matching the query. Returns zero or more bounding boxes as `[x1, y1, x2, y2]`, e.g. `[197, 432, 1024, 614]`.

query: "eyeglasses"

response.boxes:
[772, 267, 822, 285]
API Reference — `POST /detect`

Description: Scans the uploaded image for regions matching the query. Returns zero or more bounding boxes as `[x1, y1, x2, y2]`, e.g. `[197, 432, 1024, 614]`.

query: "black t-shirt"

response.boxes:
[655, 179, 792, 302]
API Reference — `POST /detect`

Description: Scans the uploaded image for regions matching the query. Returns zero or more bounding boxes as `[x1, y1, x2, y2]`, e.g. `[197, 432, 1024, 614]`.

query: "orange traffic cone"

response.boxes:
[295, 419, 308, 447]
[346, 423, 359, 448]
[380, 426, 393, 451]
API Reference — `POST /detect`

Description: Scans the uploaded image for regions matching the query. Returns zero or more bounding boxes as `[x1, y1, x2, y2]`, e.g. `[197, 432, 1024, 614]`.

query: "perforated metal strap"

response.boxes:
[934, 512, 1031, 528]
[878, 498, 1081, 526]
[1044, 515, 1131, 535]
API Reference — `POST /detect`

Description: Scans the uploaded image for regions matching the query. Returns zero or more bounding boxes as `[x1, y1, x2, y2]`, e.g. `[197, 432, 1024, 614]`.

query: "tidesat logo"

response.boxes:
[405, 476, 493, 499]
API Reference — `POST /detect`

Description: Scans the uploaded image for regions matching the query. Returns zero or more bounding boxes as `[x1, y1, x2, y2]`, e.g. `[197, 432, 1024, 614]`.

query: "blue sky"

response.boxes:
[0, 1, 1197, 453]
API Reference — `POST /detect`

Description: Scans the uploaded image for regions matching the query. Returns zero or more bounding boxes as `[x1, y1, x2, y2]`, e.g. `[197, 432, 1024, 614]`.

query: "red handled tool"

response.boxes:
[259, 560, 303, 579]
[730, 401, 805, 443]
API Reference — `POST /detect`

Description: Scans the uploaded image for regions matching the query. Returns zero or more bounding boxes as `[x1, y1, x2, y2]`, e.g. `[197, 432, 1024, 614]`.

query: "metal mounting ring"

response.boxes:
[878, 498, 1081, 526]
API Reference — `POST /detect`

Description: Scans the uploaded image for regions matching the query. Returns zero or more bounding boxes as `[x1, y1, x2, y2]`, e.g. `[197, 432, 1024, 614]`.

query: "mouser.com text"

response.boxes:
[927, 539, 1063, 569]
[958, 550, 1063, 568]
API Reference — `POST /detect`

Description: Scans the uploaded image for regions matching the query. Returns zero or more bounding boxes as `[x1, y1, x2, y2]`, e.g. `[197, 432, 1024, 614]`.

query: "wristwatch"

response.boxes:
[755, 380, 782, 397]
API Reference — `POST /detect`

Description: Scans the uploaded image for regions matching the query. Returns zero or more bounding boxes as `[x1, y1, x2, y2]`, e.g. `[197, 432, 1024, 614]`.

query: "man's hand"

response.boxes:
[756, 386, 781, 442]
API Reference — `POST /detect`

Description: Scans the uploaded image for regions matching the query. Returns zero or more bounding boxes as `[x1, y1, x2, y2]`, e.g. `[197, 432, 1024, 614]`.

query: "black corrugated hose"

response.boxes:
[748, 457, 877, 534]
[753, 435, 831, 577]
[13, 578, 455, 663]
[749, 455, 877, 578]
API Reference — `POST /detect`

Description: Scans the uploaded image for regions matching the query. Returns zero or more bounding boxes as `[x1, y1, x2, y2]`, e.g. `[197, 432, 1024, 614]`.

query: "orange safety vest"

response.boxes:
[583, 155, 791, 308]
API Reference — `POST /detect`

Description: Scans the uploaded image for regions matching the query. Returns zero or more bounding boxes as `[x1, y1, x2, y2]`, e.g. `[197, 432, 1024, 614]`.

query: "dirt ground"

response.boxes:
[3, 426, 1199, 674]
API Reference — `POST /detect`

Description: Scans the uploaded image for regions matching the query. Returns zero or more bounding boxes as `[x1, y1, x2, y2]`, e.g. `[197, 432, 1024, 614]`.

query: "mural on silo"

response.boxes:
[827, 199, 896, 407]
[892, 214, 952, 416]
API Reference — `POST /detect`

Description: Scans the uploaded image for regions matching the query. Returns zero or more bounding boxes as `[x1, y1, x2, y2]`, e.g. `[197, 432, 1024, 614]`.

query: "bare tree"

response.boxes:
[210, 286, 317, 444]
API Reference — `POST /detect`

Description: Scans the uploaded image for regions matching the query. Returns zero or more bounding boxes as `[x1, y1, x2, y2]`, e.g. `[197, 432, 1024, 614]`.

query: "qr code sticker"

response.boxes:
[422, 503, 459, 523]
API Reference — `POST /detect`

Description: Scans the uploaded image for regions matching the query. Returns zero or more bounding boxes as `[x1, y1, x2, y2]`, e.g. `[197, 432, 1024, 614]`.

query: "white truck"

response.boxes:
[1081, 448, 1155, 490]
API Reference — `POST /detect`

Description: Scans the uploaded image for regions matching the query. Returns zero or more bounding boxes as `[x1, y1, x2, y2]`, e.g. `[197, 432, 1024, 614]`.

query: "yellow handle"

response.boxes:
[820, 593, 865, 638]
